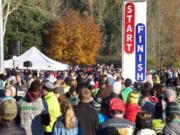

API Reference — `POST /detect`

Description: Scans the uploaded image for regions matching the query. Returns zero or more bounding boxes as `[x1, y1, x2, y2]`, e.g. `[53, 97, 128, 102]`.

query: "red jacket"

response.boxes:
[124, 103, 141, 123]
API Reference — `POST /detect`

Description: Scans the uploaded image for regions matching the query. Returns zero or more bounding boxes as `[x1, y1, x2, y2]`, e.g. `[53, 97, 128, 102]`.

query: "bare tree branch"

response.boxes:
[3, 0, 11, 37]
[9, 0, 22, 15]
[2, 0, 23, 38]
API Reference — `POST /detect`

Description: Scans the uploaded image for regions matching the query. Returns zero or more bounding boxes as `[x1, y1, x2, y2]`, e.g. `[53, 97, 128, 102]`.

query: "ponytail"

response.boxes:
[61, 101, 76, 129]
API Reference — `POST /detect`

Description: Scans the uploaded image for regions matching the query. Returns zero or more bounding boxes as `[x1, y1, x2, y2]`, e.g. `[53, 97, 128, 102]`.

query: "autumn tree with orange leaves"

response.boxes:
[43, 9, 101, 66]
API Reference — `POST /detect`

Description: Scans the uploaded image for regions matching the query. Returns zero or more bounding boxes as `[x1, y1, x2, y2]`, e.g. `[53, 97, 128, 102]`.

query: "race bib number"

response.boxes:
[17, 91, 25, 97]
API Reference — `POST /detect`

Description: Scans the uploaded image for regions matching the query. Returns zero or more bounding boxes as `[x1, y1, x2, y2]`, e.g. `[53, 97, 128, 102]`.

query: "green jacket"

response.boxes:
[121, 87, 133, 103]
[43, 92, 61, 132]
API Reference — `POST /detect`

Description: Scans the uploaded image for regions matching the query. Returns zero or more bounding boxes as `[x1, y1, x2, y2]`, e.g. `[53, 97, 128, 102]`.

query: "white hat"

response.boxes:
[112, 81, 121, 95]
[46, 75, 57, 84]
[137, 129, 156, 135]
[89, 80, 95, 86]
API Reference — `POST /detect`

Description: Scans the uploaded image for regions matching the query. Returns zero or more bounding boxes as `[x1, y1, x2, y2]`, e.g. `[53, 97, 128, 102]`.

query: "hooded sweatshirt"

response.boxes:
[124, 103, 141, 123]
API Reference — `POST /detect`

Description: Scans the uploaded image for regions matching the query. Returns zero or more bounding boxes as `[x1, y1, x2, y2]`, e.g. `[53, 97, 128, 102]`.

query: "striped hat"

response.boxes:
[0, 99, 17, 120]
[166, 102, 180, 116]
[128, 92, 139, 104]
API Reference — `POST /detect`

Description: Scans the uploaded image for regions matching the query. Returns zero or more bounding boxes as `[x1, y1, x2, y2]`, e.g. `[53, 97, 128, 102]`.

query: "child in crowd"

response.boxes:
[134, 111, 156, 135]
[124, 91, 141, 123]
[51, 101, 82, 135]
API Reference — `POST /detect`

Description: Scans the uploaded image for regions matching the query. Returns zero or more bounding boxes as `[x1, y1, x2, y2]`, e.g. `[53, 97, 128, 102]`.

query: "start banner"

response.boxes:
[122, 0, 147, 82]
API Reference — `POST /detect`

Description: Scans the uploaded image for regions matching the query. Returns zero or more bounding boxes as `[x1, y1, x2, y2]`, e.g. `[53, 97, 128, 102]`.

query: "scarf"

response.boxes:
[26, 91, 40, 102]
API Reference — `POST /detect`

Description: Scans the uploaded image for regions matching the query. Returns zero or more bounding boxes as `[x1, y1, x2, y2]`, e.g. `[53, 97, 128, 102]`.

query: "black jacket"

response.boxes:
[74, 102, 99, 135]
[101, 93, 119, 115]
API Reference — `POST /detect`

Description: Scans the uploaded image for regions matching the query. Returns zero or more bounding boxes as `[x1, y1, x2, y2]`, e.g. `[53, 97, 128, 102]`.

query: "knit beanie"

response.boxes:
[0, 99, 17, 120]
[112, 82, 121, 95]
[166, 102, 180, 116]
[128, 92, 139, 104]
[165, 88, 176, 98]
[90, 100, 101, 112]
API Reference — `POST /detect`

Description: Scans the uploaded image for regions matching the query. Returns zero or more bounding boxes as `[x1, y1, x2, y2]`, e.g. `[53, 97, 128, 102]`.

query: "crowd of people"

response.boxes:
[0, 64, 180, 135]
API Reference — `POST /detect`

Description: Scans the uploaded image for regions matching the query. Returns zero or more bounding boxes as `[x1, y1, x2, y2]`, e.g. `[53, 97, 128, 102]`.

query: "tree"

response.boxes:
[43, 9, 101, 65]
[3, 0, 22, 37]
[33, 0, 65, 20]
[101, 0, 122, 56]
[4, 0, 47, 58]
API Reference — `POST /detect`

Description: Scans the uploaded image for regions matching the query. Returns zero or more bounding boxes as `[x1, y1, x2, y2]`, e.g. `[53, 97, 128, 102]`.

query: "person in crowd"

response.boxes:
[133, 82, 142, 93]
[153, 73, 161, 87]
[134, 111, 156, 135]
[0, 74, 6, 97]
[146, 70, 154, 87]
[98, 74, 107, 89]
[52, 100, 82, 135]
[154, 84, 166, 119]
[74, 87, 99, 135]
[18, 80, 49, 135]
[0, 85, 16, 102]
[160, 88, 177, 121]
[54, 87, 64, 98]
[4, 85, 16, 98]
[90, 97, 109, 124]
[165, 88, 176, 102]
[46, 74, 57, 84]
[163, 102, 180, 135]
[149, 88, 159, 105]
[43, 82, 61, 135]
[63, 78, 71, 93]
[54, 79, 64, 88]
[14, 73, 28, 100]
[121, 78, 133, 103]
[101, 81, 122, 115]
[167, 69, 173, 87]
[26, 71, 36, 88]
[69, 79, 78, 89]
[54, 87, 66, 104]
[173, 69, 180, 97]
[88, 80, 99, 98]
[96, 76, 114, 100]
[152, 119, 165, 135]
[159, 68, 166, 86]
[99, 98, 134, 135]
[124, 91, 141, 123]
[0, 99, 26, 135]
[68, 87, 79, 106]
[174, 74, 180, 97]
[139, 82, 155, 117]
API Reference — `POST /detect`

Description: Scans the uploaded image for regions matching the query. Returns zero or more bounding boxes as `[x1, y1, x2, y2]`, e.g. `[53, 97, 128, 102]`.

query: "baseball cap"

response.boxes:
[109, 98, 125, 113]
[43, 82, 55, 92]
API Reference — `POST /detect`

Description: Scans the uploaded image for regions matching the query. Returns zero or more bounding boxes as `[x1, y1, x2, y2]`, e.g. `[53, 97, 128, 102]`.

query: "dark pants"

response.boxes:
[44, 132, 51, 135]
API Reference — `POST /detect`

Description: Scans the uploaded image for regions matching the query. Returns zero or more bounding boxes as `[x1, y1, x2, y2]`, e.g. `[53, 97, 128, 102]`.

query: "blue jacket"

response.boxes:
[51, 117, 82, 135]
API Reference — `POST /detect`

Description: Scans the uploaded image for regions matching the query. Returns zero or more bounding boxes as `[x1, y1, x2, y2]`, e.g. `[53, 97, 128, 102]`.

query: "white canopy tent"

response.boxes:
[4, 46, 69, 71]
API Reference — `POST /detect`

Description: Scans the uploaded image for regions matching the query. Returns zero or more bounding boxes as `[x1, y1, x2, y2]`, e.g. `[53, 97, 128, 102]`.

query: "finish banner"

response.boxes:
[122, 0, 147, 82]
